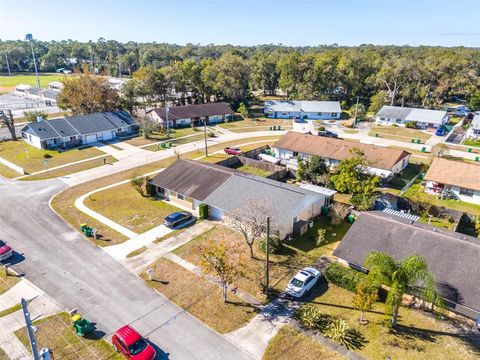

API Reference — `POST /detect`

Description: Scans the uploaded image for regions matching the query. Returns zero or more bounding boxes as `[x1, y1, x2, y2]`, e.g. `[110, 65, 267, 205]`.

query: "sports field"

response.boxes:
[0, 73, 75, 91]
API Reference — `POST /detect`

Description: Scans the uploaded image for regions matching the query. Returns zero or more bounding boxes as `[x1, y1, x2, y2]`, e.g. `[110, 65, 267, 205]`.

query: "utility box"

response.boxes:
[293, 220, 308, 236]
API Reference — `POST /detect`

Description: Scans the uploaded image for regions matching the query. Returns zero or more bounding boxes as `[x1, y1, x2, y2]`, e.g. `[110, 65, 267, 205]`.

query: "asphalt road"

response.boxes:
[0, 177, 252, 360]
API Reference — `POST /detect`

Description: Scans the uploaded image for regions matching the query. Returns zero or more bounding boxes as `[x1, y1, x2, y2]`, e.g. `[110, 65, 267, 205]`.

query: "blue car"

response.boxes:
[435, 128, 445, 136]
[163, 211, 196, 229]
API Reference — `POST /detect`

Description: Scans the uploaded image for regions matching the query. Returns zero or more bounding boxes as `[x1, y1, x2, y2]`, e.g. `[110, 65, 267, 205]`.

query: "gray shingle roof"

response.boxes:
[204, 173, 322, 226]
[334, 211, 480, 313]
[150, 160, 235, 201]
[151, 103, 233, 121]
[264, 100, 341, 114]
[376, 106, 448, 125]
[21, 111, 136, 140]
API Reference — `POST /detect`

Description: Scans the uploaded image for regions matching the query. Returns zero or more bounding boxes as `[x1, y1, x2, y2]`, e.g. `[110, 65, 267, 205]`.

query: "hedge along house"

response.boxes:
[264, 100, 341, 120]
[149, 159, 330, 239]
[21, 111, 138, 150]
[375, 105, 449, 129]
[272, 131, 410, 179]
[147, 102, 233, 128]
[334, 211, 480, 320]
[424, 158, 480, 205]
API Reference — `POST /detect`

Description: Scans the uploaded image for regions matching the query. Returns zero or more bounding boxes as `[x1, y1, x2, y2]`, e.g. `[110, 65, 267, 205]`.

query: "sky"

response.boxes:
[1, 0, 479, 47]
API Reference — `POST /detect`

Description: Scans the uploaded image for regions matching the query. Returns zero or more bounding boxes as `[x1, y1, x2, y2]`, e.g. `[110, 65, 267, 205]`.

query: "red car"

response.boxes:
[224, 147, 242, 155]
[0, 241, 13, 262]
[112, 325, 156, 360]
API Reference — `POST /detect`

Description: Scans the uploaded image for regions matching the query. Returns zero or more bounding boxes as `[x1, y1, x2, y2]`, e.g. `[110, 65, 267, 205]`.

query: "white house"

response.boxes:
[150, 159, 329, 239]
[466, 113, 480, 139]
[424, 158, 480, 205]
[148, 102, 233, 128]
[264, 100, 341, 120]
[21, 111, 137, 149]
[375, 105, 449, 129]
[272, 131, 410, 179]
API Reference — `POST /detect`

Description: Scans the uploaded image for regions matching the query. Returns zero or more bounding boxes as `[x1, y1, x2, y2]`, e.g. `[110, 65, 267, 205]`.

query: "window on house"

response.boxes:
[69, 136, 76, 141]
[293, 151, 298, 157]
[380, 117, 385, 121]
[177, 193, 185, 200]
[460, 188, 474, 197]
[396, 119, 402, 124]
[317, 112, 323, 116]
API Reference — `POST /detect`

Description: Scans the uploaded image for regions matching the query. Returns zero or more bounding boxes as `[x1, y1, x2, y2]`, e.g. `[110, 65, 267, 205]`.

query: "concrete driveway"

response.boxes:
[0, 177, 252, 360]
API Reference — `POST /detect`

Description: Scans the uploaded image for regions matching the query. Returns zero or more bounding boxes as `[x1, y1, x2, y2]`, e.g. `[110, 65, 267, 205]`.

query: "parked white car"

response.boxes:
[285, 267, 322, 298]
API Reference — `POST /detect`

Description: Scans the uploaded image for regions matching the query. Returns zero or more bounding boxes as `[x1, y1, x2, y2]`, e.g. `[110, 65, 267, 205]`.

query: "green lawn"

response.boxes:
[464, 139, 480, 148]
[263, 325, 344, 360]
[142, 134, 206, 152]
[15, 312, 123, 360]
[20, 155, 117, 180]
[0, 140, 106, 174]
[0, 270, 20, 295]
[219, 118, 290, 130]
[0, 73, 75, 88]
[236, 164, 273, 177]
[304, 284, 480, 360]
[404, 183, 480, 216]
[142, 257, 258, 333]
[85, 182, 181, 234]
[0, 303, 21, 318]
[369, 125, 432, 143]
[287, 217, 351, 258]
[126, 128, 204, 146]
[199, 153, 231, 163]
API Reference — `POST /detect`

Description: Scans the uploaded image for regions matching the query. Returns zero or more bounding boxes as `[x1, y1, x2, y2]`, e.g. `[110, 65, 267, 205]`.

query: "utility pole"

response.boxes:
[25, 34, 40, 89]
[4, 52, 11, 76]
[90, 45, 94, 73]
[165, 106, 170, 140]
[21, 298, 40, 360]
[353, 95, 360, 128]
[264, 217, 270, 297]
[203, 117, 208, 157]
[116, 44, 122, 79]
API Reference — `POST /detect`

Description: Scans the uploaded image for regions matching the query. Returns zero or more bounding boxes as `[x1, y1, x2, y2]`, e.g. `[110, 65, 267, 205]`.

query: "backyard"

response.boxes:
[0, 140, 107, 174]
[368, 125, 432, 143]
[302, 283, 480, 360]
[14, 312, 122, 360]
[84, 182, 182, 234]
[141, 257, 258, 334]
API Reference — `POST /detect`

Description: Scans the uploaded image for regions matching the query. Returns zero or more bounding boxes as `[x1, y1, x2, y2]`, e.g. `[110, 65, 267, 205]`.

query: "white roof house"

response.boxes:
[264, 100, 341, 120]
[467, 113, 480, 139]
[376, 105, 449, 129]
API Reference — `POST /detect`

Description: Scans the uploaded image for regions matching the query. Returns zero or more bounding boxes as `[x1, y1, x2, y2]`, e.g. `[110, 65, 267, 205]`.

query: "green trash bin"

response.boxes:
[321, 206, 329, 216]
[161, 143, 166, 148]
[416, 139, 421, 144]
[476, 157, 479, 162]
[375, 133, 379, 137]
[84, 227, 92, 237]
[168, 142, 172, 148]
[421, 147, 427, 152]
[278, 125, 281, 130]
[346, 214, 356, 224]
[468, 148, 472, 153]
[269, 126, 273, 130]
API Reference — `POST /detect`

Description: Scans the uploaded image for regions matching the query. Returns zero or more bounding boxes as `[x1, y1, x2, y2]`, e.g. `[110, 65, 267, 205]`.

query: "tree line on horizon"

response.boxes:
[2, 39, 479, 111]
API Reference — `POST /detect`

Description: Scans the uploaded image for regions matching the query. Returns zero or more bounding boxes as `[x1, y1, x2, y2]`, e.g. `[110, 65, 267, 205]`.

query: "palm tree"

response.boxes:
[364, 252, 441, 327]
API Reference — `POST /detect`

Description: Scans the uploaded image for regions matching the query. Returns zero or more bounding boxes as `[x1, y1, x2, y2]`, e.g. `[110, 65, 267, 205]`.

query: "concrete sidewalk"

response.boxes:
[122, 221, 215, 273]
[0, 279, 44, 312]
[103, 224, 173, 261]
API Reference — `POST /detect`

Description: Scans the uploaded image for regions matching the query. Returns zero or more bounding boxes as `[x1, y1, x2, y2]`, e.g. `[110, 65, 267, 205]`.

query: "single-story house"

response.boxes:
[466, 113, 480, 139]
[264, 100, 341, 120]
[48, 81, 64, 90]
[148, 102, 233, 128]
[150, 159, 331, 239]
[334, 211, 480, 319]
[272, 131, 410, 179]
[15, 84, 32, 95]
[424, 158, 480, 205]
[375, 105, 449, 129]
[21, 111, 138, 149]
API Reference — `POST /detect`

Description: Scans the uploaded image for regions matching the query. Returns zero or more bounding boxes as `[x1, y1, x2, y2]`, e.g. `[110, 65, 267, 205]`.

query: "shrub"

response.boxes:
[326, 319, 366, 349]
[316, 228, 326, 246]
[317, 125, 326, 131]
[259, 236, 283, 254]
[208, 131, 216, 138]
[43, 153, 52, 159]
[145, 176, 157, 197]
[199, 203, 208, 219]
[296, 305, 333, 332]
[405, 121, 417, 129]
[324, 263, 367, 293]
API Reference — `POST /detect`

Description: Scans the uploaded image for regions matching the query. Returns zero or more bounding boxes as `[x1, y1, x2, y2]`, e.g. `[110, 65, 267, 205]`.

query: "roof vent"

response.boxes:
[37, 116, 43, 122]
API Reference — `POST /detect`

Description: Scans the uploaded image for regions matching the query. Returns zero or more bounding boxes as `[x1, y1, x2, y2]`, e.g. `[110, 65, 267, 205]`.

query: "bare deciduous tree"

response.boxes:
[1, 110, 17, 141]
[329, 202, 350, 225]
[227, 199, 274, 260]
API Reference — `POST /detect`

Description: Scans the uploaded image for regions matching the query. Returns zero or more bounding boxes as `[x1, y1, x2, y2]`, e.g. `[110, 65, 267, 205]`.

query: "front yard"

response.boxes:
[125, 127, 204, 147]
[84, 182, 182, 234]
[14, 312, 122, 360]
[0, 140, 106, 174]
[0, 270, 20, 295]
[141, 257, 258, 334]
[218, 117, 291, 132]
[263, 325, 344, 360]
[368, 125, 432, 143]
[303, 283, 480, 360]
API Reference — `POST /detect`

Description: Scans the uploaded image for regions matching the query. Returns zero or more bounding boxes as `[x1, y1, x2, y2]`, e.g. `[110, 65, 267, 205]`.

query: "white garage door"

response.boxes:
[209, 206, 223, 220]
[102, 131, 113, 140]
[85, 134, 97, 143]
